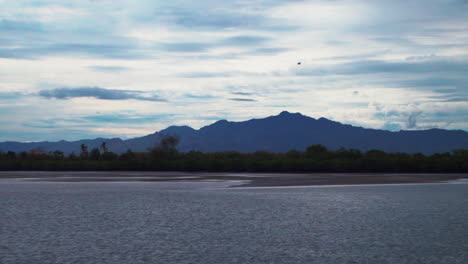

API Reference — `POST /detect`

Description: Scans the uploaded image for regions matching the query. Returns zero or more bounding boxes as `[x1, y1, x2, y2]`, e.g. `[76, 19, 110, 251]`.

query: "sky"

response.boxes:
[1, 0, 467, 142]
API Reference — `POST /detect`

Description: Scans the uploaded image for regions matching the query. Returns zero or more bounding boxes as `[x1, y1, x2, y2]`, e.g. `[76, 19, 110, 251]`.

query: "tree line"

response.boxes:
[0, 136, 467, 172]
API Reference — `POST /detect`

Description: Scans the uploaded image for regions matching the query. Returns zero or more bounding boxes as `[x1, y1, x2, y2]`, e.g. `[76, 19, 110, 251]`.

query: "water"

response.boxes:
[1, 179, 467, 263]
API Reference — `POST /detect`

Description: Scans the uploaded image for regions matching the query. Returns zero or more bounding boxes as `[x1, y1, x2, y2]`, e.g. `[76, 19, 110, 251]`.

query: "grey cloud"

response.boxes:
[184, 94, 219, 100]
[434, 88, 463, 94]
[39, 43, 143, 59]
[82, 113, 174, 124]
[231, 92, 255, 96]
[153, 3, 298, 32]
[397, 78, 467, 88]
[178, 72, 237, 78]
[161, 42, 211, 53]
[427, 92, 468, 103]
[295, 59, 468, 76]
[229, 98, 257, 102]
[162, 35, 277, 54]
[166, 9, 261, 30]
[0, 43, 145, 60]
[0, 19, 43, 32]
[407, 112, 422, 129]
[442, 97, 468, 102]
[178, 71, 266, 78]
[183, 46, 289, 60]
[316, 50, 391, 61]
[376, 110, 438, 130]
[89, 66, 131, 72]
[38, 87, 166, 102]
[354, 1, 468, 36]
[247, 47, 290, 55]
[382, 122, 402, 131]
[221, 36, 270, 46]
[372, 36, 466, 50]
[0, 92, 26, 100]
[405, 54, 437, 61]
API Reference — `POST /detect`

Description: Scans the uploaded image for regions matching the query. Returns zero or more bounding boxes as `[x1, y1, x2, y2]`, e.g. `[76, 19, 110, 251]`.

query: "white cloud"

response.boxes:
[0, 0, 467, 141]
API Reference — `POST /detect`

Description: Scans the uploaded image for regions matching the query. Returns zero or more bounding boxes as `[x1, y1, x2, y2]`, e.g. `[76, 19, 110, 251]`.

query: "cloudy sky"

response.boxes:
[1, 0, 467, 141]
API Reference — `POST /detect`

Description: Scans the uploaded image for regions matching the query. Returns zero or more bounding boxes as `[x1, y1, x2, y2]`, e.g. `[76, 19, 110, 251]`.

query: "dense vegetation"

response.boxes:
[0, 136, 467, 172]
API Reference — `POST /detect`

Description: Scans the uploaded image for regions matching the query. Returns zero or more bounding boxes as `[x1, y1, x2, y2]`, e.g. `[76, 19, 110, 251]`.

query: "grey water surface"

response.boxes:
[1, 178, 467, 264]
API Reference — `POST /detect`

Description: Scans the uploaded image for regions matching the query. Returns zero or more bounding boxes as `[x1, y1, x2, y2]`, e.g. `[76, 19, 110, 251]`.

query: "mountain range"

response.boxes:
[1, 111, 468, 155]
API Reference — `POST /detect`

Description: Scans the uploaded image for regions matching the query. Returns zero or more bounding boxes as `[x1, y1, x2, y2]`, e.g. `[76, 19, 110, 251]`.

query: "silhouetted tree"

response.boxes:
[1, 143, 467, 173]
[19, 151, 28, 160]
[80, 144, 89, 159]
[50, 150, 64, 160]
[306, 145, 328, 158]
[453, 149, 468, 158]
[119, 149, 136, 160]
[100, 141, 108, 153]
[90, 148, 101, 160]
[68, 152, 78, 160]
[366, 149, 386, 158]
[151, 135, 180, 159]
[286, 149, 301, 159]
[6, 151, 16, 160]
[29, 147, 47, 159]
[101, 151, 118, 161]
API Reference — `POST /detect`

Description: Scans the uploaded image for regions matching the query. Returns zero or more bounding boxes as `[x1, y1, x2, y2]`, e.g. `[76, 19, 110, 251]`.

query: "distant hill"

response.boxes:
[1, 111, 468, 154]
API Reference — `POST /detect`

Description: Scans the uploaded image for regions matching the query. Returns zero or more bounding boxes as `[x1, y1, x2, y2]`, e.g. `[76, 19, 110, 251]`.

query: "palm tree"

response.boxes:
[100, 141, 108, 153]
[80, 144, 88, 159]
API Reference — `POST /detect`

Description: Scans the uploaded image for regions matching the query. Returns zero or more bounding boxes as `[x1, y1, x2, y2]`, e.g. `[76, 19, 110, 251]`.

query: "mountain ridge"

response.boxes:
[1, 111, 467, 155]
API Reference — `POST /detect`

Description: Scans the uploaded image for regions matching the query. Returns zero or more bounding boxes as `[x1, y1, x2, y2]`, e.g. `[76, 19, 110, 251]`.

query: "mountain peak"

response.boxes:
[159, 125, 195, 135]
[214, 119, 229, 124]
[277, 111, 304, 117]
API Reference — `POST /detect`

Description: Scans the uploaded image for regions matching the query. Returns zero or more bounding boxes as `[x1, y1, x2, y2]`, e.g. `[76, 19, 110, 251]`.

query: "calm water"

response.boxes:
[1, 179, 467, 264]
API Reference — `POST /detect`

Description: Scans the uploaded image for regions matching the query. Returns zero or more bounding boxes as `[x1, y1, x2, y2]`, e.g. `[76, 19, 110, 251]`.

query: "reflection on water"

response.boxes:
[1, 179, 467, 264]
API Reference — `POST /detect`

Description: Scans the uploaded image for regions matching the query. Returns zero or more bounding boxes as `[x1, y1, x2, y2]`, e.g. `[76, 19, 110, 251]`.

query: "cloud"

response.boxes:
[406, 112, 422, 129]
[161, 35, 277, 54]
[229, 98, 257, 102]
[0, 19, 43, 32]
[178, 72, 237, 78]
[1, 0, 468, 142]
[316, 50, 391, 61]
[0, 92, 26, 100]
[152, 3, 296, 32]
[231, 92, 255, 96]
[428, 94, 468, 103]
[178, 71, 266, 78]
[247, 47, 289, 55]
[220, 36, 271, 46]
[38, 87, 166, 102]
[0, 43, 145, 60]
[82, 113, 174, 124]
[382, 122, 402, 131]
[396, 77, 467, 88]
[295, 59, 468, 76]
[160, 8, 261, 30]
[161, 42, 211, 53]
[442, 97, 468, 102]
[184, 94, 219, 100]
[89, 66, 131, 72]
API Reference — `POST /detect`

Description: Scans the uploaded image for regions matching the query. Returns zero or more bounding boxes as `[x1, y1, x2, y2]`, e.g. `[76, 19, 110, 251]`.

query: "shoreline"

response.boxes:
[233, 173, 467, 187]
[0, 171, 467, 187]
